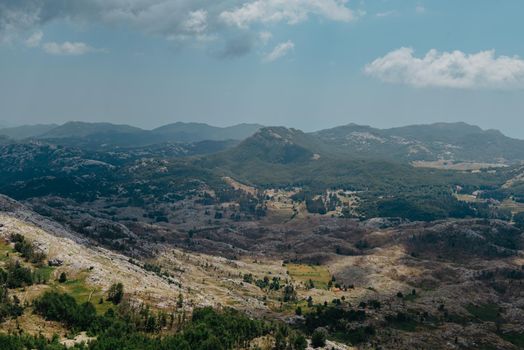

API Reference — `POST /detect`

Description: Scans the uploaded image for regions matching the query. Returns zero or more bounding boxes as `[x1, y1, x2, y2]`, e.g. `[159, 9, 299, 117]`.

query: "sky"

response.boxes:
[1, 0, 524, 138]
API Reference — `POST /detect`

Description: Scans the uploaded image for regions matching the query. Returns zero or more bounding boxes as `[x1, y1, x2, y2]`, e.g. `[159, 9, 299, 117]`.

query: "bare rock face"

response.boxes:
[47, 258, 63, 266]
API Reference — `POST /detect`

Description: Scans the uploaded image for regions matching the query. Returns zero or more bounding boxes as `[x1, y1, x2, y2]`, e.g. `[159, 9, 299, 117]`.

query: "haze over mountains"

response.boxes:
[1, 120, 523, 165]
[0, 121, 263, 148]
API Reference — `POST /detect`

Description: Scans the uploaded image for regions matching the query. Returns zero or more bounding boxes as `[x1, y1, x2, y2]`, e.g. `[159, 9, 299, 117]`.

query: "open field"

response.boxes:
[500, 199, 524, 214]
[52, 271, 112, 314]
[0, 239, 13, 262]
[287, 263, 332, 290]
[412, 160, 508, 171]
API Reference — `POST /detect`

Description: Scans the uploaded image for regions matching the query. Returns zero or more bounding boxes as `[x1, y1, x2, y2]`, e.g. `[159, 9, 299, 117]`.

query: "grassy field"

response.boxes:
[35, 265, 54, 281]
[500, 199, 524, 214]
[52, 271, 112, 314]
[0, 239, 14, 262]
[287, 263, 331, 290]
[0, 238, 113, 318]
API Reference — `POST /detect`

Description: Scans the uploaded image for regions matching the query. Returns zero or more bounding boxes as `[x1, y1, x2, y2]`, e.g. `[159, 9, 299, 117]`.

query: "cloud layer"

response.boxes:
[43, 41, 100, 55]
[0, 0, 358, 57]
[365, 47, 524, 89]
[220, 0, 356, 28]
[24, 30, 43, 47]
[264, 40, 294, 62]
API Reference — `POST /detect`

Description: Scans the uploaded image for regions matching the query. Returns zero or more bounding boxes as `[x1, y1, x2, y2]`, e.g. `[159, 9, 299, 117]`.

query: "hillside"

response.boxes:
[152, 122, 263, 142]
[0, 124, 58, 140]
[201, 126, 508, 219]
[0, 126, 513, 222]
[4, 121, 523, 165]
[18, 121, 262, 149]
[40, 121, 144, 139]
[314, 122, 524, 164]
[1, 191, 523, 349]
[0, 125, 522, 349]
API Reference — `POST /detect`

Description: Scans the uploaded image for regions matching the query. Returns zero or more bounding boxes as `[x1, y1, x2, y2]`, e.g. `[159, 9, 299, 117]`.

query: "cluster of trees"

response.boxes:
[514, 212, 524, 229]
[33, 289, 177, 335]
[0, 287, 23, 323]
[305, 197, 327, 215]
[0, 259, 47, 289]
[407, 223, 521, 261]
[34, 291, 99, 331]
[0, 333, 67, 350]
[10, 234, 46, 265]
[291, 191, 340, 215]
[5, 289, 278, 350]
[243, 274, 297, 303]
[107, 283, 124, 305]
[273, 325, 307, 350]
[254, 276, 283, 291]
[216, 187, 267, 219]
[302, 304, 374, 346]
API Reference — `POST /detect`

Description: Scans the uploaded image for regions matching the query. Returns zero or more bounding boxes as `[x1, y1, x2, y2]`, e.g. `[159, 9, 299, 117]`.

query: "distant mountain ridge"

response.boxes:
[0, 121, 523, 164]
[0, 121, 263, 149]
[152, 122, 264, 142]
[0, 124, 59, 140]
[313, 122, 524, 164]
[40, 121, 143, 139]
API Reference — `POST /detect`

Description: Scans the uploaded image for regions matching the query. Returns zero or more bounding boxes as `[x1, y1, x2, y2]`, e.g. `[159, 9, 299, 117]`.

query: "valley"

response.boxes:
[0, 121, 522, 349]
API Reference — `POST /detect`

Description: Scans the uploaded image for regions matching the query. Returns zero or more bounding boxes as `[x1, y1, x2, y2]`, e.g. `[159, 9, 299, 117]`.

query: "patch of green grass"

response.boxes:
[465, 303, 500, 322]
[35, 265, 54, 280]
[52, 271, 111, 314]
[501, 332, 524, 348]
[0, 240, 14, 262]
[276, 298, 315, 315]
[287, 263, 331, 289]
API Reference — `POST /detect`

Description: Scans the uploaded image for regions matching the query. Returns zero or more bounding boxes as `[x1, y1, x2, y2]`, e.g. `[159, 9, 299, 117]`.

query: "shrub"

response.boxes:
[107, 282, 124, 305]
[311, 328, 327, 348]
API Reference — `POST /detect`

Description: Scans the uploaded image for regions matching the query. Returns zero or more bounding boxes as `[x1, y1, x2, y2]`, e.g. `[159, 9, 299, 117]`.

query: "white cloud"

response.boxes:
[43, 41, 101, 55]
[220, 0, 357, 28]
[25, 30, 43, 47]
[167, 9, 214, 42]
[264, 40, 294, 62]
[0, 1, 358, 58]
[365, 47, 524, 89]
[182, 10, 208, 34]
[259, 31, 272, 45]
[0, 4, 41, 43]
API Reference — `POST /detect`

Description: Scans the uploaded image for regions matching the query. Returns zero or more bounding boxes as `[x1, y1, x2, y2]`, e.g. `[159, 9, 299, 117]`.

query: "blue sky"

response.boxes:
[1, 0, 524, 138]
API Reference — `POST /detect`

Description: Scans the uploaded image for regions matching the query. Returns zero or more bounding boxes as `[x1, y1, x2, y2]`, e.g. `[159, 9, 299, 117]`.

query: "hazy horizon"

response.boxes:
[2, 118, 523, 141]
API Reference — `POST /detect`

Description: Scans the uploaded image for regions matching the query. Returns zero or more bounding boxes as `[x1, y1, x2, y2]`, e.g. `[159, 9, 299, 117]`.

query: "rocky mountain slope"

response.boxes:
[3, 121, 522, 165]
[1, 191, 523, 349]
[315, 122, 524, 164]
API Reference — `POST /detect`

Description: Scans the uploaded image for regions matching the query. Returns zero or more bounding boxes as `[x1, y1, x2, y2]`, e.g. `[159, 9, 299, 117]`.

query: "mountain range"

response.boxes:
[0, 121, 263, 148]
[1, 121, 522, 164]
[314, 122, 524, 164]
[0, 120, 523, 348]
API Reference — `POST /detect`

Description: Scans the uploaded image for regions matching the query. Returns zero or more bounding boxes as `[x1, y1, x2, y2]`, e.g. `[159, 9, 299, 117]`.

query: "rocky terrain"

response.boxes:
[0, 121, 523, 349]
[0, 191, 523, 349]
